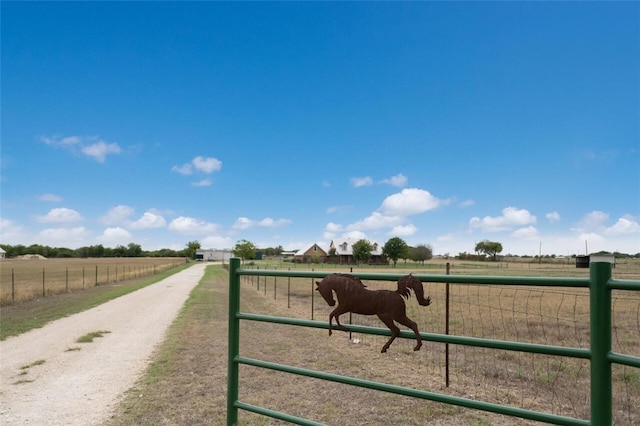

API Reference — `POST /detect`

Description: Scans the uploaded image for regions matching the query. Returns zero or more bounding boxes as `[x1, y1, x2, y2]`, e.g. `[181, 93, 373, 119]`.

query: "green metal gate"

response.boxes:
[227, 258, 640, 425]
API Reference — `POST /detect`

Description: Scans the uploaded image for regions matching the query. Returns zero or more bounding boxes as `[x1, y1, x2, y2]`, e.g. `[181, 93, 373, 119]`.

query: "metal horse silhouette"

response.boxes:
[315, 273, 432, 353]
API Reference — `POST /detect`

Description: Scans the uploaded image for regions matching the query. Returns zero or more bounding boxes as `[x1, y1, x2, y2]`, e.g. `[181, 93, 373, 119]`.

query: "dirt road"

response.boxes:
[0, 263, 207, 425]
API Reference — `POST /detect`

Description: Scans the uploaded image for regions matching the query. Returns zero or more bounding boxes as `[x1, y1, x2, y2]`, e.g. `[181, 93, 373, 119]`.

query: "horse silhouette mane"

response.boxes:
[315, 273, 432, 353]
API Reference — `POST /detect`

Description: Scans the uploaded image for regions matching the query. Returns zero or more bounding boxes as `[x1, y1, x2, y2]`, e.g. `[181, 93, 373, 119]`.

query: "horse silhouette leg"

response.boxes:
[377, 314, 400, 353]
[396, 315, 422, 351]
[329, 308, 350, 335]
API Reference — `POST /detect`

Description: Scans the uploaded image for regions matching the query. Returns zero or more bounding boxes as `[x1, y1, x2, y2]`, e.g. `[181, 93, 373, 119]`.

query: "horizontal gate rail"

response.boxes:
[236, 356, 589, 426]
[237, 312, 592, 359]
[227, 258, 640, 426]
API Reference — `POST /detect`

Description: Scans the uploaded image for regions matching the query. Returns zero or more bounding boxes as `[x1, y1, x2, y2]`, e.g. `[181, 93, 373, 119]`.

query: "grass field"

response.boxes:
[105, 261, 639, 425]
[235, 260, 640, 425]
[3, 259, 638, 424]
[0, 257, 186, 305]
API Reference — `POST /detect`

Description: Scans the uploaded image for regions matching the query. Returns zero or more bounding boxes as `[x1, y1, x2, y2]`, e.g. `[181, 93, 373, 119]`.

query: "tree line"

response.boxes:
[3, 239, 636, 261]
[0, 243, 186, 259]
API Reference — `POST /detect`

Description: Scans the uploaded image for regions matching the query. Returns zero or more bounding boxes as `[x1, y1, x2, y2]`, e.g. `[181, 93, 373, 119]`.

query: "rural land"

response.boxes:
[0, 256, 639, 425]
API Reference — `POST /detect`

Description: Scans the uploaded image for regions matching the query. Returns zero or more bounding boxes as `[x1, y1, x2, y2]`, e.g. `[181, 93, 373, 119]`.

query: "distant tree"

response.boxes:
[328, 247, 337, 263]
[184, 241, 201, 260]
[475, 240, 503, 260]
[126, 243, 143, 257]
[262, 245, 284, 257]
[56, 247, 77, 258]
[382, 237, 409, 267]
[76, 244, 106, 258]
[27, 244, 48, 257]
[112, 245, 127, 257]
[410, 244, 433, 264]
[351, 239, 373, 265]
[151, 248, 181, 257]
[233, 239, 257, 262]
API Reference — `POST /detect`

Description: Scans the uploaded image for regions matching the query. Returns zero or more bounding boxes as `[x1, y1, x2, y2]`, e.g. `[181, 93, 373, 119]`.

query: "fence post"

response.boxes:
[589, 261, 612, 426]
[42, 268, 45, 297]
[445, 262, 451, 388]
[12, 269, 15, 304]
[227, 258, 241, 426]
[95, 265, 98, 286]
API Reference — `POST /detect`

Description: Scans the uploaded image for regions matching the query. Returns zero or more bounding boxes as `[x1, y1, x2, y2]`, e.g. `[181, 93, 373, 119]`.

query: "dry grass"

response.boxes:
[0, 257, 185, 304]
[108, 261, 640, 425]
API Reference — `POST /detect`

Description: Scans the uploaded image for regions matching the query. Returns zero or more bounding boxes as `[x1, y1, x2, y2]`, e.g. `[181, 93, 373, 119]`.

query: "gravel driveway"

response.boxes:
[0, 263, 207, 425]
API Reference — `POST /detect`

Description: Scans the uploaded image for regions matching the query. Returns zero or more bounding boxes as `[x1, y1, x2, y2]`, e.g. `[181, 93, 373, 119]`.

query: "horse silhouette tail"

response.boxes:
[397, 274, 432, 306]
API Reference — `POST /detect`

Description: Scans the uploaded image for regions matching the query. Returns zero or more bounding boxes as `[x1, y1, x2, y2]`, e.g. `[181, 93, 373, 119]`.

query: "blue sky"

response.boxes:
[1, 1, 639, 256]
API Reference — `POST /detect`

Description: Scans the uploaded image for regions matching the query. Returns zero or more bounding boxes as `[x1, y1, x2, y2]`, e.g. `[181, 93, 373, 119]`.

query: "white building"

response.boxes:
[195, 248, 232, 262]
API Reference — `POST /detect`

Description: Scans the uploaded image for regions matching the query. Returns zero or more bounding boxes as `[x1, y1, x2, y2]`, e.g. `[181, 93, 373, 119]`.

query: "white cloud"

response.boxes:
[469, 207, 537, 232]
[325, 222, 343, 233]
[326, 205, 351, 214]
[380, 188, 442, 216]
[346, 212, 404, 231]
[173, 156, 222, 176]
[323, 223, 344, 240]
[41, 135, 121, 162]
[168, 216, 218, 235]
[201, 235, 233, 248]
[351, 176, 373, 187]
[578, 232, 606, 245]
[191, 178, 212, 187]
[460, 199, 475, 208]
[41, 135, 80, 146]
[571, 212, 639, 239]
[96, 227, 133, 246]
[36, 208, 83, 224]
[38, 226, 90, 245]
[257, 217, 291, 227]
[232, 217, 291, 230]
[604, 217, 640, 236]
[130, 212, 166, 230]
[380, 173, 408, 187]
[62, 136, 81, 145]
[81, 140, 121, 163]
[578, 211, 609, 230]
[101, 205, 135, 225]
[511, 226, 539, 239]
[232, 217, 253, 230]
[343, 230, 367, 241]
[389, 224, 417, 236]
[171, 164, 193, 175]
[192, 156, 222, 173]
[39, 193, 63, 202]
[546, 211, 561, 223]
[0, 218, 25, 242]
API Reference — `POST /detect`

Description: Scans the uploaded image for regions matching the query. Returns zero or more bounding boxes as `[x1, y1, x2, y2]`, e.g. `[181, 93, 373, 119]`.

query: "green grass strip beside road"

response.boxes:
[0, 262, 193, 340]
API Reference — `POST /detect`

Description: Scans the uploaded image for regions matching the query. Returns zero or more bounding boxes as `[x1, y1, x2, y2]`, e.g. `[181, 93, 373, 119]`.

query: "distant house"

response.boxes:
[292, 239, 388, 264]
[195, 248, 232, 262]
[330, 238, 386, 265]
[0, 247, 5, 259]
[294, 243, 329, 263]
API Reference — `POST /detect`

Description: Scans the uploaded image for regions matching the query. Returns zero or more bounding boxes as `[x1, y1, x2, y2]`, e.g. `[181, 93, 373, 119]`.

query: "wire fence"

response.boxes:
[0, 258, 186, 305]
[236, 264, 640, 425]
